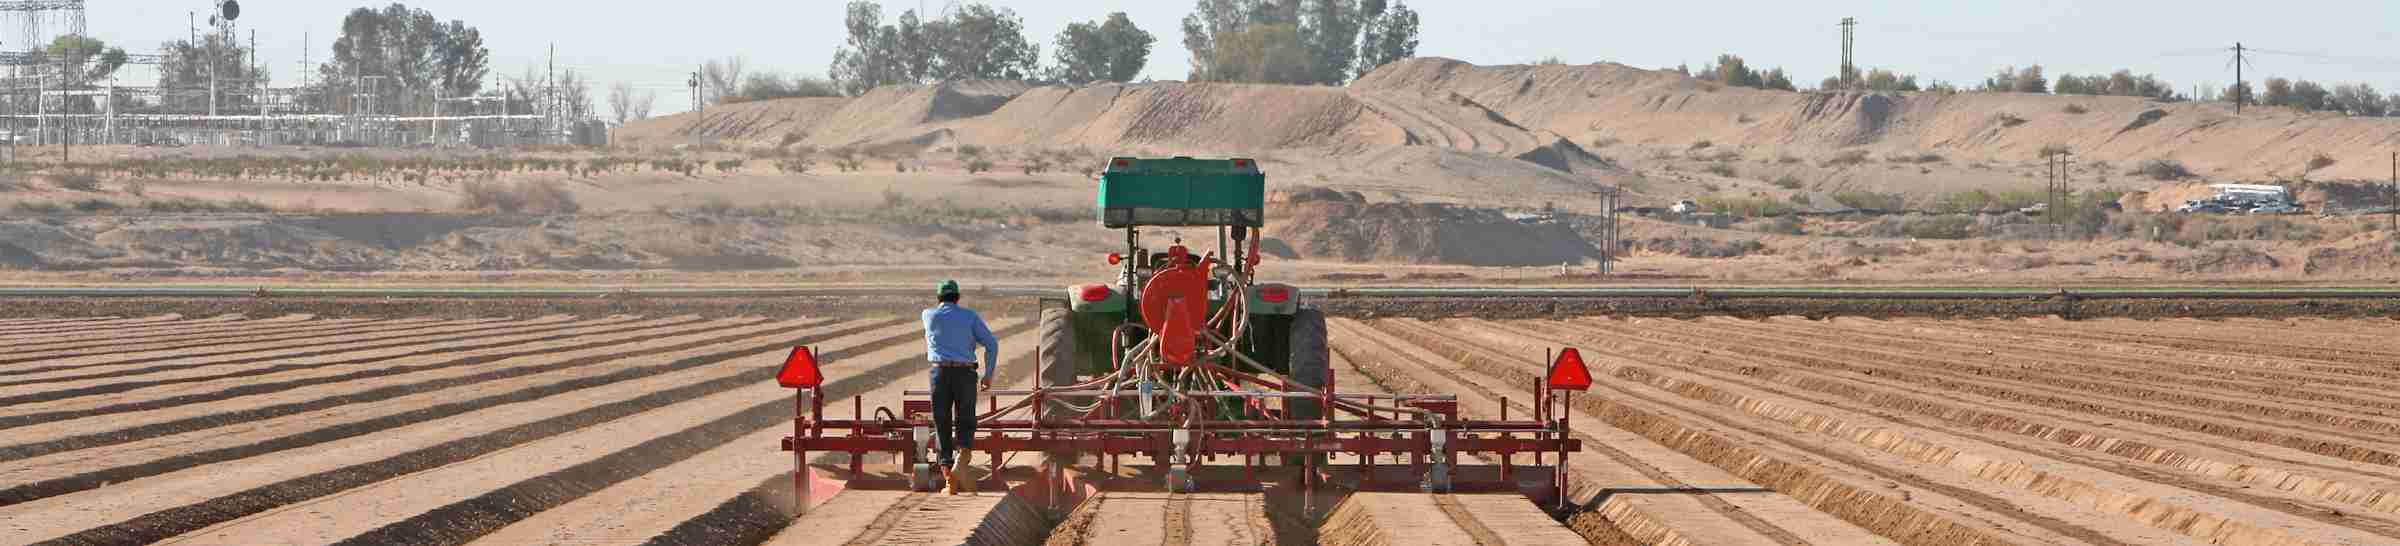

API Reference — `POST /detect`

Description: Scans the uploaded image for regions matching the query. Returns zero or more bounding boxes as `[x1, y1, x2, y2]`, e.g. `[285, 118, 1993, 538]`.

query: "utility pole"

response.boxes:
[1838, 17, 1857, 89]
[2232, 42, 2247, 114]
[2389, 151, 2396, 234]
[547, 43, 556, 143]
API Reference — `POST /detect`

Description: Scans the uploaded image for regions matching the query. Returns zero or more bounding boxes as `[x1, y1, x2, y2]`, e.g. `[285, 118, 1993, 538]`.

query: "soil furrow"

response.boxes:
[1327, 319, 1897, 546]
[1607, 317, 2400, 455]
[476, 326, 1046, 546]
[1350, 319, 2104, 546]
[0, 318, 458, 367]
[0, 316, 236, 342]
[0, 316, 734, 432]
[0, 315, 598, 382]
[1966, 319, 2400, 373]
[1499, 319, 2400, 520]
[0, 316, 188, 338]
[0, 319, 833, 504]
[0, 317, 882, 470]
[0, 316, 602, 400]
[314, 321, 1035, 546]
[1585, 317, 2400, 467]
[1428, 320, 2388, 544]
[0, 316, 385, 358]
[14, 319, 931, 546]
[1817, 318, 2400, 396]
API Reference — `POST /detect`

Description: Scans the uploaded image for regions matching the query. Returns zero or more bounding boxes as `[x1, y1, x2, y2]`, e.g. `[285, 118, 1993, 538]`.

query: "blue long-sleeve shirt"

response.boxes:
[923, 303, 999, 376]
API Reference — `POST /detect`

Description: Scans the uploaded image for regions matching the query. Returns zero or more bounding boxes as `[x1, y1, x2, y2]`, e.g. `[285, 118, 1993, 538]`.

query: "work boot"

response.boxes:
[954, 452, 977, 495]
[939, 463, 958, 495]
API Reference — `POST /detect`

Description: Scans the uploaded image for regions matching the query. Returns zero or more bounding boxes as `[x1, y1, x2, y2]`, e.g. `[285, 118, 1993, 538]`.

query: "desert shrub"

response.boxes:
[144, 197, 273, 213]
[956, 144, 986, 158]
[458, 181, 581, 214]
[1704, 163, 1737, 177]
[1589, 137, 1619, 148]
[1776, 154, 1802, 164]
[53, 173, 101, 192]
[2133, 159, 2191, 181]
[1789, 193, 1812, 205]
[1771, 175, 1804, 189]
[713, 159, 745, 174]
[1688, 140, 1713, 150]
[1823, 149, 1871, 166]
[1698, 196, 1794, 217]
[775, 157, 815, 174]
[123, 181, 147, 197]
[1872, 214, 1974, 239]
[696, 196, 736, 216]
[1831, 191, 1907, 211]
[2306, 153, 2337, 172]
[1886, 152, 1944, 164]
[1755, 215, 1806, 235]
[1997, 113, 2027, 127]
[965, 158, 995, 174]
[2062, 104, 2088, 114]
[70, 198, 121, 213]
[11, 201, 63, 214]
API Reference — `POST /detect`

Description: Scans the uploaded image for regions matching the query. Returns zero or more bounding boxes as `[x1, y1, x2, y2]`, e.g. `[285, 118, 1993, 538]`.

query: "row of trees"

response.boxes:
[1684, 55, 1796, 91]
[2236, 78, 2398, 117]
[822, 0, 1422, 98]
[1180, 0, 1420, 85]
[829, 2, 1050, 96]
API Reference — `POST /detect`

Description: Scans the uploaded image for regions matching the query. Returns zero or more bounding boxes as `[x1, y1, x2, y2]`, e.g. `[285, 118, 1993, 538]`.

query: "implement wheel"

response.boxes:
[1038, 307, 1081, 422]
[1285, 308, 1330, 420]
[1282, 308, 1331, 467]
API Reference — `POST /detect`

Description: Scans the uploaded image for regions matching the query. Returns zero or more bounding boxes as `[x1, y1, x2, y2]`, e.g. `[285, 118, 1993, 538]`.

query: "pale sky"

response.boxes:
[77, 1, 2400, 116]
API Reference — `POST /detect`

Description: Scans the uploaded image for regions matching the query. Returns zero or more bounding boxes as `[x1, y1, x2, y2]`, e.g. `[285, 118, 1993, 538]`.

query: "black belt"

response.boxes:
[934, 362, 978, 368]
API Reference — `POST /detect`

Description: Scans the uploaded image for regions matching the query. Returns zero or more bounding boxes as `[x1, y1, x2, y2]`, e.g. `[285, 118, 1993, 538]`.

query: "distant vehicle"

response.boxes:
[2249, 202, 2302, 215]
[2019, 203, 2048, 215]
[2177, 201, 2230, 214]
[1670, 200, 1700, 214]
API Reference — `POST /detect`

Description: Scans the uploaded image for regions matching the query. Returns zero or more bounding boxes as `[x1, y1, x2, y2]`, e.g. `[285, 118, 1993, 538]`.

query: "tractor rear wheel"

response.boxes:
[1284, 307, 1330, 420]
[1037, 307, 1080, 422]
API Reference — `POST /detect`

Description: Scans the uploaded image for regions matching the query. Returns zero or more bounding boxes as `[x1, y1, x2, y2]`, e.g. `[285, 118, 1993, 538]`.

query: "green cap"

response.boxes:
[937, 280, 961, 295]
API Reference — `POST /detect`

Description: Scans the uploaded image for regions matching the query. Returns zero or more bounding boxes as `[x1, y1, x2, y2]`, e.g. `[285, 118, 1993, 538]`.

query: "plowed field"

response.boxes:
[3, 313, 2395, 546]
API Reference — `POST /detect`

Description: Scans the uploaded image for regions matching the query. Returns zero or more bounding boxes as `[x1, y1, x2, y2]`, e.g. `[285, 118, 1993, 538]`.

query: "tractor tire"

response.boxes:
[1284, 308, 1331, 421]
[1037, 307, 1081, 423]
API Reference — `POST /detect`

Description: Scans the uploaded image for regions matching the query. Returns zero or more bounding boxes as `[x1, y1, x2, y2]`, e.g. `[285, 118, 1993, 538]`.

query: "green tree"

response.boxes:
[48, 35, 127, 83]
[1051, 12, 1156, 84]
[2221, 81, 2254, 105]
[2261, 77, 2293, 107]
[1863, 68, 1917, 92]
[832, 1, 1039, 94]
[2291, 79, 2329, 111]
[923, 3, 1041, 80]
[830, 1, 905, 95]
[734, 72, 841, 102]
[1207, 24, 1315, 83]
[1353, 0, 1419, 78]
[318, 3, 490, 114]
[1300, 0, 1365, 85]
[1758, 68, 1795, 91]
[159, 33, 266, 113]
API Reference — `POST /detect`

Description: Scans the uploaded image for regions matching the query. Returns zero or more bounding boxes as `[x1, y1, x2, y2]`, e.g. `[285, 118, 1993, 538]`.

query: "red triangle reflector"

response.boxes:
[1547, 348, 1592, 391]
[776, 346, 823, 388]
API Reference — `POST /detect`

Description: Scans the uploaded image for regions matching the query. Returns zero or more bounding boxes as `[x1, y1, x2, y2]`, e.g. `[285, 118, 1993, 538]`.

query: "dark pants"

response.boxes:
[929, 366, 979, 466]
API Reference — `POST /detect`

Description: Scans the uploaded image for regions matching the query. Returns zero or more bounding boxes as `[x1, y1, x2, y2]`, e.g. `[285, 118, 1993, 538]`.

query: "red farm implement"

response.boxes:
[778, 157, 1585, 515]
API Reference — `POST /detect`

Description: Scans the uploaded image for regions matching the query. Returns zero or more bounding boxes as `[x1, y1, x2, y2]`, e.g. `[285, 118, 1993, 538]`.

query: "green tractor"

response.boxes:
[1037, 157, 1329, 423]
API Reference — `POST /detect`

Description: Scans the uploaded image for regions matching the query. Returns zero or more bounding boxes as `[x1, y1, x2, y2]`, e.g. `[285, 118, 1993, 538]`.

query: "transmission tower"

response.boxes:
[0, 0, 82, 58]
[1838, 17, 1856, 88]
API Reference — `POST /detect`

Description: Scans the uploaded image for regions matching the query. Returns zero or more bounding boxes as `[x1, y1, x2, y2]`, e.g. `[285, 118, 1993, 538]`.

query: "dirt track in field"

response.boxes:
[3, 313, 2397, 545]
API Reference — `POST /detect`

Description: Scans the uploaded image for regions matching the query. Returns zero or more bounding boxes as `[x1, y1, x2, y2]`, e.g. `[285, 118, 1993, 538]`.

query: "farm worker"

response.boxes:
[923, 279, 998, 495]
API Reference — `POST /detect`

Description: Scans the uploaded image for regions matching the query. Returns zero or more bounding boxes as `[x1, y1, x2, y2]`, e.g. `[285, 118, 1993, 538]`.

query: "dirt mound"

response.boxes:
[1351, 57, 2400, 183]
[949, 82, 1395, 155]
[2166, 244, 2283, 274]
[613, 97, 849, 150]
[801, 80, 1033, 148]
[2302, 236, 2400, 275]
[1267, 200, 1595, 266]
